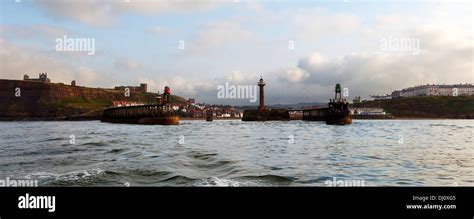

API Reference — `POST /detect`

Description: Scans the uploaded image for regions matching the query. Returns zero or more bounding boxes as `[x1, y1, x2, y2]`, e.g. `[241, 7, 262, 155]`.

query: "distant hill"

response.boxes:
[269, 102, 327, 110]
[353, 96, 474, 119]
[235, 102, 326, 110]
[0, 79, 187, 120]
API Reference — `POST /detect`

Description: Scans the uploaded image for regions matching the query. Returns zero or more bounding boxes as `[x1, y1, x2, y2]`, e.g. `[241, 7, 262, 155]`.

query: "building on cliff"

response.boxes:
[369, 94, 392, 100]
[23, 73, 51, 83]
[114, 83, 147, 93]
[391, 84, 474, 98]
[0, 78, 157, 119]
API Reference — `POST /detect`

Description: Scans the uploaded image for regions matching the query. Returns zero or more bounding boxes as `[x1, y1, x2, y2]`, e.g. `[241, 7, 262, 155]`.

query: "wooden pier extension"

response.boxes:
[101, 104, 179, 125]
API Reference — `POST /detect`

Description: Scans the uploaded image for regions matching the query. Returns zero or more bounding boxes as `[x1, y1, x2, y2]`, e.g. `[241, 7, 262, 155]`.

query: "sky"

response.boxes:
[0, 0, 473, 105]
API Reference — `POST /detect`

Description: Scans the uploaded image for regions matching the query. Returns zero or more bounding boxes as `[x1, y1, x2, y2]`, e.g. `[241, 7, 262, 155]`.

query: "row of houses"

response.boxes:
[391, 84, 474, 98]
[355, 84, 474, 102]
[350, 108, 386, 115]
[183, 103, 243, 118]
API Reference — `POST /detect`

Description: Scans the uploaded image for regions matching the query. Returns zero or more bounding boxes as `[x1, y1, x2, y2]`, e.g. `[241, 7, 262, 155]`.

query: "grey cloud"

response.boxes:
[35, 0, 223, 26]
[114, 57, 141, 71]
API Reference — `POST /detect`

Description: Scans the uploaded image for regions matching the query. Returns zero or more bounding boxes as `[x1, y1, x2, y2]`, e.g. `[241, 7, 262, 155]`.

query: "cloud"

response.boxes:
[293, 27, 473, 98]
[138, 75, 216, 98]
[136, 19, 473, 104]
[0, 38, 104, 87]
[35, 0, 117, 26]
[145, 26, 173, 37]
[292, 9, 360, 40]
[4, 2, 472, 105]
[297, 53, 328, 74]
[181, 18, 473, 104]
[277, 67, 309, 83]
[189, 21, 254, 52]
[117, 0, 220, 15]
[227, 71, 248, 83]
[35, 0, 223, 26]
[114, 57, 141, 71]
[0, 24, 71, 40]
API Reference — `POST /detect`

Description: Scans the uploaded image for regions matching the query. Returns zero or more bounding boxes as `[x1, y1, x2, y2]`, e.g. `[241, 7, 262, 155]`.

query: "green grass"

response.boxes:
[354, 96, 474, 118]
[54, 98, 111, 110]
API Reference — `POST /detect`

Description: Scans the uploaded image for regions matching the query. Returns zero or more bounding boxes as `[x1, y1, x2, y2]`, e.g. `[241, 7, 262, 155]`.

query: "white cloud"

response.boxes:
[278, 67, 309, 83]
[0, 38, 104, 87]
[138, 75, 216, 99]
[0, 24, 71, 40]
[227, 71, 248, 83]
[114, 57, 141, 71]
[117, 0, 220, 15]
[35, 1, 117, 26]
[145, 26, 173, 36]
[189, 21, 254, 51]
[293, 9, 360, 40]
[297, 53, 328, 73]
[35, 0, 223, 26]
[188, 14, 473, 104]
[293, 27, 473, 98]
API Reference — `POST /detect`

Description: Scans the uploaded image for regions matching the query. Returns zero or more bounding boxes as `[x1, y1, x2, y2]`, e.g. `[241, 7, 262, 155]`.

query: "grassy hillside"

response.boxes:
[43, 93, 186, 118]
[353, 96, 474, 119]
[0, 80, 188, 119]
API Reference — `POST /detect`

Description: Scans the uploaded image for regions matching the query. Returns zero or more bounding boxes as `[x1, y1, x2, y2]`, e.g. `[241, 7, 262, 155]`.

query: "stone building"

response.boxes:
[114, 83, 147, 93]
[392, 84, 474, 98]
[23, 73, 51, 83]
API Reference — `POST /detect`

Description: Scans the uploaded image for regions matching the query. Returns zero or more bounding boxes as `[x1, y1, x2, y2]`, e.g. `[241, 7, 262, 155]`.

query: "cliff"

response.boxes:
[353, 96, 474, 119]
[0, 79, 186, 120]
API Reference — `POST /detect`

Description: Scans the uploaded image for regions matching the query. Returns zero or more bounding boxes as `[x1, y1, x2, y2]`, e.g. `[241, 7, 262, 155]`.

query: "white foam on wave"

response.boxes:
[193, 176, 264, 187]
[24, 168, 105, 183]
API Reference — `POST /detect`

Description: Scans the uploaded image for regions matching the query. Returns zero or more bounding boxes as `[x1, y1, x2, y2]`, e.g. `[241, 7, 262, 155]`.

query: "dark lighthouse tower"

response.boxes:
[241, 76, 289, 121]
[258, 77, 266, 112]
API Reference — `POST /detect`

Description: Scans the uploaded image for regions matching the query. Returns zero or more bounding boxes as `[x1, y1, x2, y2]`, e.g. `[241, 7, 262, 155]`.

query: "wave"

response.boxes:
[40, 137, 67, 142]
[193, 160, 238, 169]
[193, 176, 257, 187]
[80, 142, 109, 146]
[428, 123, 472, 129]
[193, 175, 296, 187]
[160, 175, 195, 185]
[107, 148, 128, 153]
[79, 139, 125, 147]
[190, 152, 218, 160]
[128, 169, 172, 177]
[24, 168, 108, 186]
[237, 175, 296, 184]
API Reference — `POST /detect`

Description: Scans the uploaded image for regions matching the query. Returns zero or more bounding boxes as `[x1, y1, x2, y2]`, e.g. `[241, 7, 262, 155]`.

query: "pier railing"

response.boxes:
[102, 104, 168, 118]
